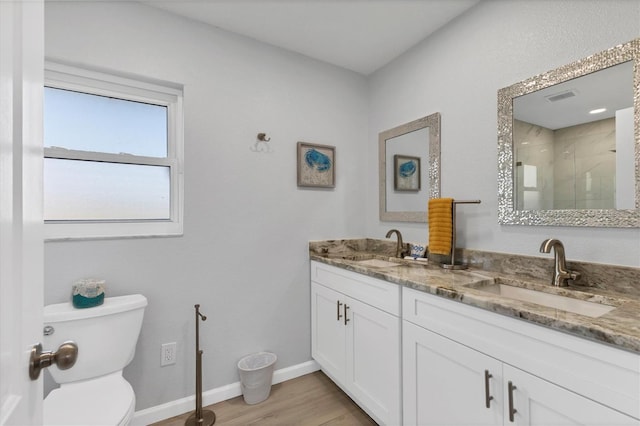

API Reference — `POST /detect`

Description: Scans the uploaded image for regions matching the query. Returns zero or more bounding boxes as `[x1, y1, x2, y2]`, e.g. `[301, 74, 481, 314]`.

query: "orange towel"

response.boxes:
[428, 198, 453, 255]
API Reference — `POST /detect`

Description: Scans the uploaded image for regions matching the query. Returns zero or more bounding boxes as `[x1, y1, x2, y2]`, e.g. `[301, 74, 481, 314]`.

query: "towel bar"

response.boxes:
[441, 199, 481, 270]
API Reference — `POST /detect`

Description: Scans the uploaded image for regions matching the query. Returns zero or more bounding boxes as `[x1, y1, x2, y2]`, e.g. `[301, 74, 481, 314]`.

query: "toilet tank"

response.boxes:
[43, 294, 147, 384]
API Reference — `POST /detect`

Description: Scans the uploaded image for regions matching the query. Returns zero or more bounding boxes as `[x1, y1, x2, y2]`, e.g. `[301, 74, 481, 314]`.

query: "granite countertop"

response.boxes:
[309, 241, 640, 354]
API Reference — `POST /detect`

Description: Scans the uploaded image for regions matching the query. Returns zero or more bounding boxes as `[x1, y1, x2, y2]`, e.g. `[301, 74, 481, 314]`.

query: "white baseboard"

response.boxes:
[131, 360, 320, 426]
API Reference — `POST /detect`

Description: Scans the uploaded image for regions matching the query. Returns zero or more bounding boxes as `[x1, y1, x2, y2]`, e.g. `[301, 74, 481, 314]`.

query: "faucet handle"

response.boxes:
[569, 271, 581, 282]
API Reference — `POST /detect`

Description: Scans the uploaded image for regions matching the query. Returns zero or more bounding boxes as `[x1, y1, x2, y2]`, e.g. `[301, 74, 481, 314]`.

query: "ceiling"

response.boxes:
[514, 61, 633, 130]
[144, 0, 480, 75]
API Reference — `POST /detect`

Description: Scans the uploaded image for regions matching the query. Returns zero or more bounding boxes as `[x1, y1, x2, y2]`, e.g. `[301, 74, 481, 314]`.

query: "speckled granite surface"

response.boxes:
[309, 239, 640, 354]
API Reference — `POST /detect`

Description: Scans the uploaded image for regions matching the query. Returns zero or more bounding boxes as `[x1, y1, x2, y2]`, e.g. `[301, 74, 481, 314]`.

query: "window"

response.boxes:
[44, 62, 184, 240]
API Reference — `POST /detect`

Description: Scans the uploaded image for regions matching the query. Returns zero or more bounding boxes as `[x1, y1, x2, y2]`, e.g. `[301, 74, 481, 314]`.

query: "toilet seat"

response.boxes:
[44, 372, 135, 426]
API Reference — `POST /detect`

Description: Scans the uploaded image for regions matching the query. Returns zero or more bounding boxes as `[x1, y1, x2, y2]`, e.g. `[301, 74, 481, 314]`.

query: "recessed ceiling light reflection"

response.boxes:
[589, 108, 607, 114]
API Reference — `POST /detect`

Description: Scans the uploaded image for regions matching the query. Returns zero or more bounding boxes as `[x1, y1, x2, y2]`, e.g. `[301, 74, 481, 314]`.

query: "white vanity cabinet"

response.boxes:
[310, 261, 401, 426]
[502, 364, 638, 425]
[403, 287, 640, 426]
[403, 320, 503, 425]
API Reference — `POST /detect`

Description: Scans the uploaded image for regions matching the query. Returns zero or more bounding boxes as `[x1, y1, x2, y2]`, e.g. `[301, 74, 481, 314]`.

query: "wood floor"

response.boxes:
[152, 371, 377, 426]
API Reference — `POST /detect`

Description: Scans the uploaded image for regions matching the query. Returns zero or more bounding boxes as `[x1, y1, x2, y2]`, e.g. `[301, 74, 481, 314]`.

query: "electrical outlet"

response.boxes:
[161, 342, 177, 366]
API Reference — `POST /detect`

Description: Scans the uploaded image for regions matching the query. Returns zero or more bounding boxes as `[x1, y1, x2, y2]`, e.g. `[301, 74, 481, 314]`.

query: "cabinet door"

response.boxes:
[311, 282, 346, 382]
[403, 321, 503, 426]
[504, 365, 639, 426]
[346, 296, 401, 426]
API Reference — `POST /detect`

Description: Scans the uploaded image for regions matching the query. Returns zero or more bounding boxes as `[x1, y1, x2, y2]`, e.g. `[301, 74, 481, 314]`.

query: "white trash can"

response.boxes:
[237, 352, 277, 405]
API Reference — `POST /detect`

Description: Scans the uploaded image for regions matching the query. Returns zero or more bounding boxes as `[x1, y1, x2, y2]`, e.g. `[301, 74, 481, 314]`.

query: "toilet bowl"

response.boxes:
[43, 294, 147, 426]
[44, 372, 135, 425]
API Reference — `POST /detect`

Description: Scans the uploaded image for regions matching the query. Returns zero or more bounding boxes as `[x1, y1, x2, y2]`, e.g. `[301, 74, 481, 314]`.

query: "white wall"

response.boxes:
[367, 0, 640, 267]
[44, 1, 368, 410]
[617, 107, 636, 209]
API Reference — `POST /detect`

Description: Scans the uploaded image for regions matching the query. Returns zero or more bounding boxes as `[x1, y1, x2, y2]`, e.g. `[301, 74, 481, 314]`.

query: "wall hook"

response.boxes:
[257, 133, 271, 142]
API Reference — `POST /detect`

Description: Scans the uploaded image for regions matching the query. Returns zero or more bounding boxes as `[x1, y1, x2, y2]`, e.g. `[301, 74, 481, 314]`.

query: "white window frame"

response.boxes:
[44, 61, 184, 240]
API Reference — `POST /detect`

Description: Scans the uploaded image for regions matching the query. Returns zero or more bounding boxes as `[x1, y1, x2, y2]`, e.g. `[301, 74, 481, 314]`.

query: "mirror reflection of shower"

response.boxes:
[514, 109, 634, 210]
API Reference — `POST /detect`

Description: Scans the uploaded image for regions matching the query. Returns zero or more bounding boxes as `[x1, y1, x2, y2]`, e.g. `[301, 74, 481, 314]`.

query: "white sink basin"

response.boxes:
[354, 258, 402, 268]
[474, 283, 616, 318]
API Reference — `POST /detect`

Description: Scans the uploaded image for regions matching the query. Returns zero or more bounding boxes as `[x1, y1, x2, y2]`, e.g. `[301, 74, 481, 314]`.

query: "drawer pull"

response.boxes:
[344, 304, 350, 325]
[337, 301, 343, 321]
[508, 381, 517, 422]
[484, 370, 494, 408]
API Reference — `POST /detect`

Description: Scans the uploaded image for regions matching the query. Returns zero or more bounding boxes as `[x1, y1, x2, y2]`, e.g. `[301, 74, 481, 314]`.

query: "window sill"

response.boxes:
[44, 221, 183, 241]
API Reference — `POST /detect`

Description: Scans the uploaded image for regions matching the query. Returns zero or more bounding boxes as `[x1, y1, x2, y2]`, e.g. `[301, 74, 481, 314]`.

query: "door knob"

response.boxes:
[29, 341, 78, 380]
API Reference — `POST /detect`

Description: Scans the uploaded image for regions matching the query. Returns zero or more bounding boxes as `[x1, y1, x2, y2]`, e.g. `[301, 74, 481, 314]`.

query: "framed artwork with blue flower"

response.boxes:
[297, 142, 335, 188]
[394, 154, 420, 191]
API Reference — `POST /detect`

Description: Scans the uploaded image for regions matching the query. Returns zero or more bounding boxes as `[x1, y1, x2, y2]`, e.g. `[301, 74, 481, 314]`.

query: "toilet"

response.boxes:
[43, 294, 147, 426]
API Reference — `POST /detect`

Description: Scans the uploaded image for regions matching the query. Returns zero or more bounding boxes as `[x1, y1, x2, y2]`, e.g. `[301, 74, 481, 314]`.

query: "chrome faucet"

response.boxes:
[386, 229, 409, 258]
[539, 238, 581, 287]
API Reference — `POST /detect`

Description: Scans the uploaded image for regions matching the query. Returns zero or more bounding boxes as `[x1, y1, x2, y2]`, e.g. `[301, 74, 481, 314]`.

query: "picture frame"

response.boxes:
[394, 154, 421, 191]
[297, 142, 335, 188]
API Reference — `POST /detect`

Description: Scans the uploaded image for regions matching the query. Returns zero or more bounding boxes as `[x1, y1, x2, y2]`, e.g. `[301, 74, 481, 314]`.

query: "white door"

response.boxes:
[504, 365, 638, 426]
[311, 282, 346, 382]
[346, 296, 401, 426]
[0, 1, 45, 425]
[403, 321, 503, 426]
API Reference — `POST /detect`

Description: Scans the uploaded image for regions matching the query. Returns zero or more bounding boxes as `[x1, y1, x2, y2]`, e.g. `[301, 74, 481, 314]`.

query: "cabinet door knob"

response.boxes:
[344, 304, 350, 325]
[337, 301, 343, 321]
[484, 370, 494, 408]
[508, 381, 518, 422]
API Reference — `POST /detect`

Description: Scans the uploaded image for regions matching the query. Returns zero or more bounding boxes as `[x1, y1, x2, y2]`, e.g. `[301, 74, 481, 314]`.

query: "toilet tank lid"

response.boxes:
[44, 294, 147, 323]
